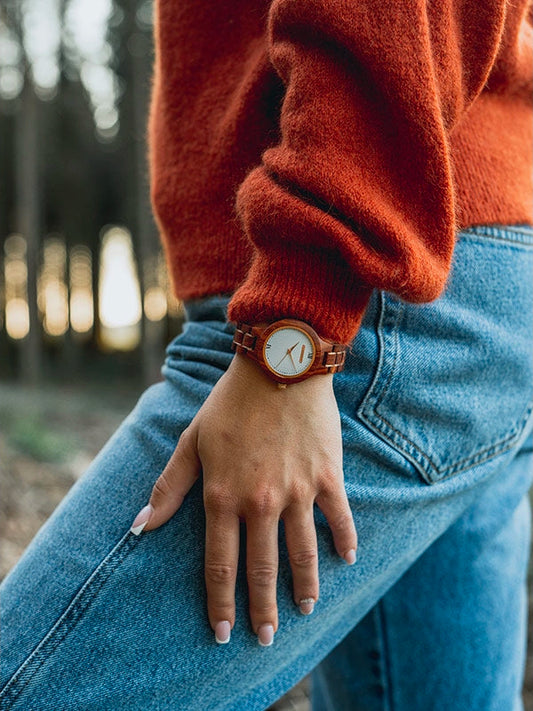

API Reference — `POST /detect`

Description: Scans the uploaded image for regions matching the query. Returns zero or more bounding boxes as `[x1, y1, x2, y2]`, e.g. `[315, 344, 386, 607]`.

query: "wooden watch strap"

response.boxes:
[232, 324, 258, 352]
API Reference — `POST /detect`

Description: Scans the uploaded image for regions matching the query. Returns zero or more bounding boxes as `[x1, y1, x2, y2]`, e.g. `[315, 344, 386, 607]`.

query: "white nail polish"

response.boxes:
[298, 598, 315, 615]
[130, 520, 148, 536]
[130, 505, 153, 535]
[344, 549, 357, 565]
[258, 624, 274, 646]
[215, 621, 231, 644]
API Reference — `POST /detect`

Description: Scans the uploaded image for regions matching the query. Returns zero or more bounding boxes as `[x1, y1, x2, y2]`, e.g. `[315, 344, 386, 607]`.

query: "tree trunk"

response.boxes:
[131, 28, 164, 386]
[16, 81, 42, 384]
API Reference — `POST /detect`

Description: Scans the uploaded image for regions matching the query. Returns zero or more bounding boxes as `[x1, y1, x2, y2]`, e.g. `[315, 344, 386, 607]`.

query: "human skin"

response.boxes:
[131, 353, 358, 646]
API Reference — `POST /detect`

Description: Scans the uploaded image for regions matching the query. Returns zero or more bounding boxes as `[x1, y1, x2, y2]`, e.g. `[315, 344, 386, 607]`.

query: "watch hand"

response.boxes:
[274, 349, 291, 369]
[288, 352, 298, 372]
[274, 342, 301, 369]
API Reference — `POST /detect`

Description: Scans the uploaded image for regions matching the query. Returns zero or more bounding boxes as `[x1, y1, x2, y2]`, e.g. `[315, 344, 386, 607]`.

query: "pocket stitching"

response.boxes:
[357, 291, 533, 484]
[360, 397, 533, 484]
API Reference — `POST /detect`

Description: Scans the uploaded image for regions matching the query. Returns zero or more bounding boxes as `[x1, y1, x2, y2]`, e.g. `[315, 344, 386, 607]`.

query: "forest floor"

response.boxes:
[0, 381, 531, 711]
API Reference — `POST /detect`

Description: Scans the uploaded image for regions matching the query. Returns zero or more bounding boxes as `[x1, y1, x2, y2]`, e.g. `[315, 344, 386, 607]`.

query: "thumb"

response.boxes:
[130, 424, 201, 534]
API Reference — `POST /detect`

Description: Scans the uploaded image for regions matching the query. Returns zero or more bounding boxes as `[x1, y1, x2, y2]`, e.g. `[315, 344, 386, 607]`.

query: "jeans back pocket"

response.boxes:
[356, 226, 533, 484]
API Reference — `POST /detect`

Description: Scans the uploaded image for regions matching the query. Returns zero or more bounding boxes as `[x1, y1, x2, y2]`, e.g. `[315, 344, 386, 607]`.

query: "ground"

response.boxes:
[0, 382, 531, 710]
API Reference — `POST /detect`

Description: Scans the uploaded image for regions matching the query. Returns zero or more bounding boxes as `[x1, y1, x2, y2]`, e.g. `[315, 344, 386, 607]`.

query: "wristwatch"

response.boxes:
[231, 319, 347, 386]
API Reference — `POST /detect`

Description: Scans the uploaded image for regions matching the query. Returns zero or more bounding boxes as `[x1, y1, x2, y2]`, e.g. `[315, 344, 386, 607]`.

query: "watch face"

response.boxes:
[263, 326, 316, 377]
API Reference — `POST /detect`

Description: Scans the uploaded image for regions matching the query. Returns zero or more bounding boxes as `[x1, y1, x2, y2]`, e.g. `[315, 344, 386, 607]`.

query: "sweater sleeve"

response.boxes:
[226, 0, 511, 344]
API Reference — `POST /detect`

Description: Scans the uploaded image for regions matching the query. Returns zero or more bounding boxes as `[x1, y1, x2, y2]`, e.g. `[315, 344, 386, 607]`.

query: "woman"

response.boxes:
[1, 0, 532, 709]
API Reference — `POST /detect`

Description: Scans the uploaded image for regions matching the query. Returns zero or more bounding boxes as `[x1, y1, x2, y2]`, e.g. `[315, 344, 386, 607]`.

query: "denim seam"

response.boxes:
[357, 292, 404, 423]
[458, 225, 533, 246]
[0, 530, 142, 708]
[456, 234, 533, 251]
[357, 293, 533, 484]
[375, 600, 393, 711]
[370, 297, 405, 418]
[356, 290, 390, 415]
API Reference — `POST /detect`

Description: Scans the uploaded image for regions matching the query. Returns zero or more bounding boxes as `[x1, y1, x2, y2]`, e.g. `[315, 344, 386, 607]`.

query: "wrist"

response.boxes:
[229, 351, 335, 401]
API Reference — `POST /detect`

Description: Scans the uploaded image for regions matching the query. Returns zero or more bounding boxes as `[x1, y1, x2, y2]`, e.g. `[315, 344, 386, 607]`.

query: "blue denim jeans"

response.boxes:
[1, 225, 533, 711]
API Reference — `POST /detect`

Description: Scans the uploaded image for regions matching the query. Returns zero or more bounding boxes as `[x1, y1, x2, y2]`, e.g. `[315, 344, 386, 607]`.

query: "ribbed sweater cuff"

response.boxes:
[226, 245, 373, 345]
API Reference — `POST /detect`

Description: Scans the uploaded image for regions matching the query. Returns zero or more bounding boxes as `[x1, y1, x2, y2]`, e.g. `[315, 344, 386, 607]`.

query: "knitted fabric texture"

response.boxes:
[148, 0, 533, 344]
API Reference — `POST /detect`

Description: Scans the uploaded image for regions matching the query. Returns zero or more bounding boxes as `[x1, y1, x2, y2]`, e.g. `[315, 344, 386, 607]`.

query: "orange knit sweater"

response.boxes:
[148, 0, 533, 345]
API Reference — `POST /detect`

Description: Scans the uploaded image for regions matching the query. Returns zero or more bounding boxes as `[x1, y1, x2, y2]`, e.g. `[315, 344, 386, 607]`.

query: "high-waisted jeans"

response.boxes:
[1, 225, 533, 711]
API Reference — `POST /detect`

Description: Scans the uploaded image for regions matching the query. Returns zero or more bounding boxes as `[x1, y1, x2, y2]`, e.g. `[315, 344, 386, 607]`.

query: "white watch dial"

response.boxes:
[263, 326, 316, 377]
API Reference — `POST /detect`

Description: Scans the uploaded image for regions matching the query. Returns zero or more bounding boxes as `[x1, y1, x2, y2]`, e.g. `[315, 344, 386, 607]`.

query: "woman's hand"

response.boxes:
[130, 353, 357, 646]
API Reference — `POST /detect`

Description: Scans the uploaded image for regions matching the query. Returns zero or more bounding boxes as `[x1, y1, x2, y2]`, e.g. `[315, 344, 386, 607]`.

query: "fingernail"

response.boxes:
[130, 504, 153, 535]
[215, 620, 231, 644]
[257, 624, 274, 647]
[298, 598, 315, 615]
[344, 549, 357, 565]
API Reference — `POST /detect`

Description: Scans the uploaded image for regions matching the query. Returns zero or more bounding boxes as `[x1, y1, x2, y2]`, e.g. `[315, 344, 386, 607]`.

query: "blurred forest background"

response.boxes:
[0, 1, 532, 709]
[0, 0, 183, 388]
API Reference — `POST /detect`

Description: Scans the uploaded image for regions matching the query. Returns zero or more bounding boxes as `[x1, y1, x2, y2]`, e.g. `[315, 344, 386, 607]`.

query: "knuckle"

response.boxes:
[204, 484, 232, 512]
[244, 489, 279, 517]
[248, 564, 277, 587]
[290, 548, 318, 569]
[152, 473, 173, 499]
[209, 602, 234, 618]
[176, 428, 193, 457]
[319, 471, 340, 496]
[287, 481, 311, 504]
[179, 425, 194, 444]
[205, 562, 236, 585]
[331, 511, 354, 535]
[251, 604, 278, 621]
